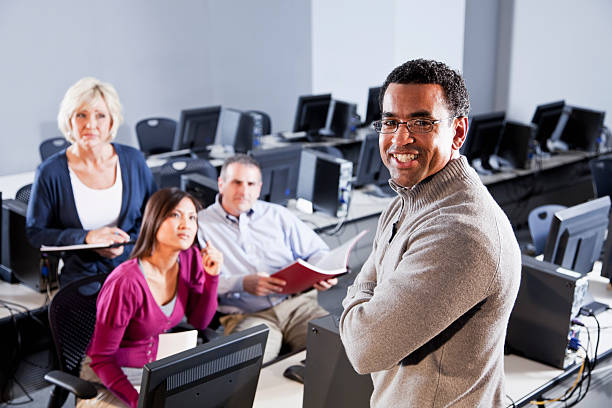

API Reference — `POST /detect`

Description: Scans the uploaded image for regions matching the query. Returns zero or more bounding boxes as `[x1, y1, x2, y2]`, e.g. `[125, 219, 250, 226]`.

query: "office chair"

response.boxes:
[39, 137, 71, 162]
[44, 274, 107, 408]
[589, 156, 612, 198]
[15, 183, 32, 204]
[245, 110, 272, 135]
[135, 117, 177, 156]
[157, 157, 218, 188]
[527, 204, 567, 255]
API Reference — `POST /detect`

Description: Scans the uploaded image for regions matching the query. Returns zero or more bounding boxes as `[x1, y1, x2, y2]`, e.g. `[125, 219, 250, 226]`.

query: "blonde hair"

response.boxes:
[57, 77, 124, 143]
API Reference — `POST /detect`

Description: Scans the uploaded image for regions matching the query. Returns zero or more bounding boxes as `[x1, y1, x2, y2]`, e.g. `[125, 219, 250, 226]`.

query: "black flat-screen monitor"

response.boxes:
[600, 213, 612, 282]
[138, 324, 268, 408]
[543, 196, 611, 274]
[353, 133, 384, 187]
[174, 106, 222, 152]
[329, 100, 358, 139]
[496, 121, 536, 169]
[559, 107, 605, 152]
[461, 112, 505, 171]
[250, 145, 303, 205]
[213, 108, 256, 154]
[292, 94, 332, 133]
[531, 101, 570, 152]
[363, 86, 382, 126]
[181, 173, 219, 209]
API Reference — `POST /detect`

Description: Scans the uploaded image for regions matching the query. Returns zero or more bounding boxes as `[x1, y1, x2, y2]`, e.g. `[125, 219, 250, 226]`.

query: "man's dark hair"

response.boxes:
[220, 154, 262, 181]
[379, 59, 470, 118]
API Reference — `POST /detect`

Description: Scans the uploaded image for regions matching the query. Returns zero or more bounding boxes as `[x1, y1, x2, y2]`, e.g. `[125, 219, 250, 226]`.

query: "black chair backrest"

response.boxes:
[157, 157, 218, 188]
[245, 110, 272, 135]
[136, 118, 177, 156]
[15, 183, 32, 204]
[589, 156, 612, 198]
[48, 274, 107, 378]
[39, 137, 70, 162]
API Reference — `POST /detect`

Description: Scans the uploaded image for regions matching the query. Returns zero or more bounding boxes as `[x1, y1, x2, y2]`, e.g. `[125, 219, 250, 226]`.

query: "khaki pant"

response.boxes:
[76, 356, 142, 408]
[219, 290, 328, 364]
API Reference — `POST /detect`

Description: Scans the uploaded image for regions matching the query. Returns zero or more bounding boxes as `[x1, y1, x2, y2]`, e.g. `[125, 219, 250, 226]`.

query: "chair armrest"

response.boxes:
[44, 370, 98, 399]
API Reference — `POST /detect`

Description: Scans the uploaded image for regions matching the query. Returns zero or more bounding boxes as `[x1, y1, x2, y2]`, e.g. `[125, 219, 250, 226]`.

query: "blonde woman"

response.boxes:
[26, 77, 157, 285]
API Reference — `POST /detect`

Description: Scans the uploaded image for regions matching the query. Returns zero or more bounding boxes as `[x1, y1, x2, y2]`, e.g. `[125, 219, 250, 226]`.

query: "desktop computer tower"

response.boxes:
[303, 314, 373, 408]
[297, 149, 353, 218]
[506, 255, 589, 369]
[1, 199, 57, 292]
[330, 101, 359, 139]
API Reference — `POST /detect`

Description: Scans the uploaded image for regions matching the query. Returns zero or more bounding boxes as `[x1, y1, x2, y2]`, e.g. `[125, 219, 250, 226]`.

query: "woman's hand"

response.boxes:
[201, 240, 223, 276]
[85, 227, 130, 259]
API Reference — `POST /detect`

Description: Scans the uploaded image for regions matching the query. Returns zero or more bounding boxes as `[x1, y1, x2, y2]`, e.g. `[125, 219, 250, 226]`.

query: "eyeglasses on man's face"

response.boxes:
[372, 117, 455, 134]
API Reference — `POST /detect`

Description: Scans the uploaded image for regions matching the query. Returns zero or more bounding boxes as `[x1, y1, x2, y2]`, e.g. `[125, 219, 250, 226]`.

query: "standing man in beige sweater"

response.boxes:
[339, 59, 521, 407]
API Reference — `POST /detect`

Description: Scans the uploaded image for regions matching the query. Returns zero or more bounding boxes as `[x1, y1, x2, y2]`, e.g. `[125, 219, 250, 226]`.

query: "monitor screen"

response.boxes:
[292, 94, 332, 133]
[250, 145, 302, 205]
[559, 106, 605, 152]
[531, 100, 570, 152]
[364, 86, 382, 126]
[461, 112, 505, 171]
[496, 121, 536, 169]
[354, 133, 384, 187]
[543, 196, 611, 274]
[174, 106, 222, 152]
[138, 324, 268, 408]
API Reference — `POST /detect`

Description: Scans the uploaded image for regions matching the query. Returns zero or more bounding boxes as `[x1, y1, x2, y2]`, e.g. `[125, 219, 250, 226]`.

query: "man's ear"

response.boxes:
[452, 116, 468, 151]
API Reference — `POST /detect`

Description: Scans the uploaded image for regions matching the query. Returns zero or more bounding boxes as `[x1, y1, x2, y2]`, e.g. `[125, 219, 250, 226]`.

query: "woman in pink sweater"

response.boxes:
[79, 188, 222, 408]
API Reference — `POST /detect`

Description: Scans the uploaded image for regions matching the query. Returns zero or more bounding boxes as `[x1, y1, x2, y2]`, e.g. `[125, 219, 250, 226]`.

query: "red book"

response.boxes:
[271, 230, 368, 295]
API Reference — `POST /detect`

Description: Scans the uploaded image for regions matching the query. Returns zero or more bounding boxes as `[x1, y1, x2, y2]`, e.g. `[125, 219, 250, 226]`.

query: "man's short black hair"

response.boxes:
[220, 154, 262, 181]
[380, 59, 470, 118]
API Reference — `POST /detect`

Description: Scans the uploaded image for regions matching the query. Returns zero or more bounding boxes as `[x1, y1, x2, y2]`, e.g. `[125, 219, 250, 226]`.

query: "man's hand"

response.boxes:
[313, 277, 338, 292]
[243, 273, 286, 296]
[85, 227, 130, 259]
[201, 240, 223, 276]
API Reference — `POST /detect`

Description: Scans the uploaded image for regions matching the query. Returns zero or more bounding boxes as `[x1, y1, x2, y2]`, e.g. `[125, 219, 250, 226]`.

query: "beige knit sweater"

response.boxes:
[340, 156, 521, 407]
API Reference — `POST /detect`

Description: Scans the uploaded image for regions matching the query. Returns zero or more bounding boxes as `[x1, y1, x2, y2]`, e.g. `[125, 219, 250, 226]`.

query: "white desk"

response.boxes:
[0, 280, 51, 319]
[0, 170, 36, 200]
[254, 351, 305, 408]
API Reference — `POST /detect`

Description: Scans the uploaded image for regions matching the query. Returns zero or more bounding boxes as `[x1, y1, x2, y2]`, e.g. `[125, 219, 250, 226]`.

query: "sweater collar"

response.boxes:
[390, 156, 480, 210]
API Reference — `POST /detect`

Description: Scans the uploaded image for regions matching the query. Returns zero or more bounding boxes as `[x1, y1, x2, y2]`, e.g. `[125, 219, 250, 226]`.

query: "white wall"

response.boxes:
[0, 0, 311, 175]
[311, 0, 466, 120]
[504, 0, 612, 129]
[463, 0, 501, 115]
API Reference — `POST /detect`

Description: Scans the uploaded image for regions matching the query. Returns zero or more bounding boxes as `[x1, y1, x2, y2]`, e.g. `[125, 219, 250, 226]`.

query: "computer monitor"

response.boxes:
[329, 100, 358, 139]
[496, 121, 536, 169]
[292, 94, 332, 133]
[138, 324, 268, 408]
[543, 196, 611, 274]
[600, 214, 612, 281]
[213, 108, 256, 154]
[461, 112, 506, 173]
[181, 173, 219, 208]
[559, 106, 605, 152]
[250, 145, 303, 205]
[531, 100, 571, 152]
[353, 133, 384, 187]
[363, 86, 382, 126]
[173, 106, 222, 152]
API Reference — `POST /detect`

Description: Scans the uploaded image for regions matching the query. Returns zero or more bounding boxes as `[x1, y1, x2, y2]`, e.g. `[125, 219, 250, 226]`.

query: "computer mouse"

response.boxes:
[283, 364, 305, 384]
